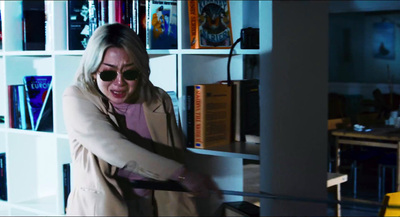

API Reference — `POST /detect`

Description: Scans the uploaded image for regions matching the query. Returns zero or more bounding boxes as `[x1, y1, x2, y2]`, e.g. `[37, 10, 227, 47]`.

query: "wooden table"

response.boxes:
[332, 127, 400, 192]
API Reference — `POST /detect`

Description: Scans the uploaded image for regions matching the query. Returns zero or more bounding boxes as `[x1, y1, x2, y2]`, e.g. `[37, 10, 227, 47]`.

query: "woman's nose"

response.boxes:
[114, 72, 126, 85]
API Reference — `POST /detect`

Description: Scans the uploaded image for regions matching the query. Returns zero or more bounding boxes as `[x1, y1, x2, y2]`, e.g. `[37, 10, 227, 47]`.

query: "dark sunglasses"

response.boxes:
[99, 70, 140, 81]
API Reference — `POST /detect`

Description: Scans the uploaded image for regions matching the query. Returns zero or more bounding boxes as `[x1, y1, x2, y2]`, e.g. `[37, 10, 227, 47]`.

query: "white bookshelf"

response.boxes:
[0, 0, 261, 215]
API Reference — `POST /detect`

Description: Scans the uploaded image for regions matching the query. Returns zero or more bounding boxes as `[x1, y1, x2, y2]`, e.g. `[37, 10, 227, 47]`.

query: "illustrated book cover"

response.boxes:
[188, 0, 233, 49]
[146, 0, 177, 49]
[23, 76, 52, 131]
[68, 0, 90, 50]
[194, 83, 232, 149]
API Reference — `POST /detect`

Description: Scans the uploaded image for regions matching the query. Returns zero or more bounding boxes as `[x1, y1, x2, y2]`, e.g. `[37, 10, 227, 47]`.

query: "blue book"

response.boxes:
[23, 76, 52, 131]
[146, 0, 177, 49]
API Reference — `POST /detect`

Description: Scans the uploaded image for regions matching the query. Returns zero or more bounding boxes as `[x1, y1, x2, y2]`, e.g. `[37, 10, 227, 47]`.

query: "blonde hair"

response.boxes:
[74, 23, 159, 103]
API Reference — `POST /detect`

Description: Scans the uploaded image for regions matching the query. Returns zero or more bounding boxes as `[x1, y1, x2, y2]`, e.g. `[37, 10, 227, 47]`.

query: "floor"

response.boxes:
[244, 162, 386, 216]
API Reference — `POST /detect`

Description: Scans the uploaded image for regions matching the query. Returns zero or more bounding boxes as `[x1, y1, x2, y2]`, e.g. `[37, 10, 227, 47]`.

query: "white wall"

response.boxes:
[260, 1, 329, 216]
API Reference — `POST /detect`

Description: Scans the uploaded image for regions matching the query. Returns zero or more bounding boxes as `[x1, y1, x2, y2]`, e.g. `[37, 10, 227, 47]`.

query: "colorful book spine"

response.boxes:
[7, 86, 14, 128]
[194, 83, 232, 148]
[23, 76, 52, 131]
[188, 0, 233, 49]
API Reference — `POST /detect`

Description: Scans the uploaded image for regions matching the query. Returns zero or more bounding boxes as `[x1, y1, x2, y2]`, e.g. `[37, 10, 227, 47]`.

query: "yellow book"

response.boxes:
[188, 0, 233, 49]
[194, 83, 232, 148]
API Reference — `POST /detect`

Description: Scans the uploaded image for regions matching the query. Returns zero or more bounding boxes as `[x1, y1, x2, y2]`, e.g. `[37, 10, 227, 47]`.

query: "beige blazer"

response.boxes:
[63, 85, 197, 216]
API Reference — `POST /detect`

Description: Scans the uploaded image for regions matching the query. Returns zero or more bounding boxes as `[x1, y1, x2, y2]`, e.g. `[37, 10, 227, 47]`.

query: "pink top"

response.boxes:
[111, 102, 152, 139]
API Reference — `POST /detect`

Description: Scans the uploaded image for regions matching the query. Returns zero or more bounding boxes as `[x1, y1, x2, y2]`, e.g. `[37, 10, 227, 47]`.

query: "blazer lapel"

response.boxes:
[143, 101, 168, 145]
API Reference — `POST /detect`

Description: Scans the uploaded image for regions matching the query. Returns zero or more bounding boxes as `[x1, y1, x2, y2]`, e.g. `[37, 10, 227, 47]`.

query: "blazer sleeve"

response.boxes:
[63, 85, 182, 181]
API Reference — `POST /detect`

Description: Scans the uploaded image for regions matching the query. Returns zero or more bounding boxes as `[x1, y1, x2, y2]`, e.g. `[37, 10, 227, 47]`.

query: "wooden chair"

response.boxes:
[379, 192, 400, 216]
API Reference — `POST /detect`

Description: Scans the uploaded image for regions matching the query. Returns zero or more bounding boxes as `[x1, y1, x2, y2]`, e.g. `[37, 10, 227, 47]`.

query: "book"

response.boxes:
[88, 0, 98, 37]
[35, 86, 53, 132]
[146, 0, 177, 49]
[7, 85, 30, 130]
[138, 0, 147, 45]
[131, 0, 139, 31]
[194, 83, 232, 149]
[0, 153, 7, 201]
[67, 0, 90, 50]
[12, 86, 20, 129]
[63, 163, 71, 214]
[231, 79, 260, 142]
[186, 86, 195, 148]
[98, 0, 108, 26]
[115, 0, 123, 24]
[114, 0, 132, 27]
[188, 0, 233, 49]
[7, 85, 14, 128]
[45, 1, 53, 51]
[166, 91, 180, 126]
[23, 76, 52, 131]
[108, 0, 116, 23]
[22, 0, 46, 50]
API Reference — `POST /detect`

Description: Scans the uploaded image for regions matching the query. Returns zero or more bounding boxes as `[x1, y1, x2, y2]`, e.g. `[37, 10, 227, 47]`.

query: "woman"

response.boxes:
[63, 23, 220, 216]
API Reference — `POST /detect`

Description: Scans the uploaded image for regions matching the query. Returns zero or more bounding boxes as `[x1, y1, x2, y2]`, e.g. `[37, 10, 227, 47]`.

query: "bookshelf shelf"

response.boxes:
[188, 142, 260, 160]
[0, 0, 262, 215]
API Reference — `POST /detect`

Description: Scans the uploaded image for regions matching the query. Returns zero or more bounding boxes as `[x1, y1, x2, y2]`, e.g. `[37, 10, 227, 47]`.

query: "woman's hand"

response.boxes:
[171, 167, 222, 199]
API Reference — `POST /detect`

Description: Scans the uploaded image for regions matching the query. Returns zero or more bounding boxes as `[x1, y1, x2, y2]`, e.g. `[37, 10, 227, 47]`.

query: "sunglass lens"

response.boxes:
[100, 70, 117, 81]
[123, 70, 139, 80]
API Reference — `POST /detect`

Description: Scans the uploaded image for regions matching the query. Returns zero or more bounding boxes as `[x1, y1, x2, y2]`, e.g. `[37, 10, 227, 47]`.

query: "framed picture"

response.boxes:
[373, 22, 395, 60]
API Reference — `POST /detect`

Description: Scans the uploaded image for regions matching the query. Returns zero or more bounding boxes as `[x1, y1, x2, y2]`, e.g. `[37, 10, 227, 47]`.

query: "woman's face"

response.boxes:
[94, 47, 138, 104]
